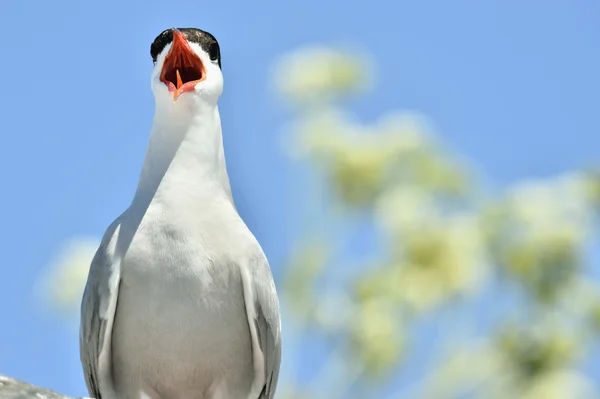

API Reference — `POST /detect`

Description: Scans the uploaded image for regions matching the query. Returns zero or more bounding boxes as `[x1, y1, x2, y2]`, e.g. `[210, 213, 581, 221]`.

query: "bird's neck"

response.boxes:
[132, 101, 233, 208]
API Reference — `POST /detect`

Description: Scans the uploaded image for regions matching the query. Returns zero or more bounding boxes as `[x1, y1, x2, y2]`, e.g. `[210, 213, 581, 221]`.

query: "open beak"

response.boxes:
[160, 29, 206, 100]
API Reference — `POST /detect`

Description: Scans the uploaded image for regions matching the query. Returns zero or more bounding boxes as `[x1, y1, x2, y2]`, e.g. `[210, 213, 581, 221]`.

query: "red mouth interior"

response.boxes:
[160, 33, 205, 95]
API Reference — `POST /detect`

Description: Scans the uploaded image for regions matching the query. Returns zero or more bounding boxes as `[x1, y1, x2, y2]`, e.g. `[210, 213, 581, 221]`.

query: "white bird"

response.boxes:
[79, 28, 281, 399]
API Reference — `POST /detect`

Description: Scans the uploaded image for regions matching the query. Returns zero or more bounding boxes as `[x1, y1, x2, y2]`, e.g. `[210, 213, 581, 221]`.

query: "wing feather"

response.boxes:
[241, 254, 282, 399]
[79, 220, 122, 399]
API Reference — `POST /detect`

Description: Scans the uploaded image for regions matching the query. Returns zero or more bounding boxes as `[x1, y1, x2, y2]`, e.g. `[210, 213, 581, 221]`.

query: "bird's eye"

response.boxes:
[208, 43, 219, 62]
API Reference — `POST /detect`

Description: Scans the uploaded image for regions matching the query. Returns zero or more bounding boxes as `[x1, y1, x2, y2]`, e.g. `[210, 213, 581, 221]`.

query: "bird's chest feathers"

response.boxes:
[120, 206, 253, 298]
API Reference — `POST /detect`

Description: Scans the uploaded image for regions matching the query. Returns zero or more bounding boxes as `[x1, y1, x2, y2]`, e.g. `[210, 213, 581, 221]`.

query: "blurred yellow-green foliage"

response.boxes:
[42, 46, 600, 399]
[273, 46, 600, 398]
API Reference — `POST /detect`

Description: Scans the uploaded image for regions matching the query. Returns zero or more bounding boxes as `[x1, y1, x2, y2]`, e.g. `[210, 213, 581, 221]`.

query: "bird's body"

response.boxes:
[79, 28, 281, 399]
[110, 192, 262, 399]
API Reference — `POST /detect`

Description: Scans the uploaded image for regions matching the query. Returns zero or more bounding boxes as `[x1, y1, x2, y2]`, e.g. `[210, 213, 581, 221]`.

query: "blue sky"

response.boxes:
[0, 0, 599, 396]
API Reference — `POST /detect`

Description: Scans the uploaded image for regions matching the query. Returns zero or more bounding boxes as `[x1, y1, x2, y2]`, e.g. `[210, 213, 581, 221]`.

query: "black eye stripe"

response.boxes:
[208, 43, 220, 62]
[150, 28, 221, 69]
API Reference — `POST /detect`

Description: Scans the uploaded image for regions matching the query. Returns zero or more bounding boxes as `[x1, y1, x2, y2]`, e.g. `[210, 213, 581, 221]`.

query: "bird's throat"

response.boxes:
[133, 104, 232, 207]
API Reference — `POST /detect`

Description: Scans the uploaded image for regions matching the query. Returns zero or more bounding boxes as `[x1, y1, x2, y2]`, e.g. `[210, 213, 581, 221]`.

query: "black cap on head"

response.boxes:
[151, 28, 221, 68]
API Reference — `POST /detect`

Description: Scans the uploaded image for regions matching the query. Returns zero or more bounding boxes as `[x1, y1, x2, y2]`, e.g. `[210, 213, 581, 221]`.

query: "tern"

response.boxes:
[79, 27, 281, 399]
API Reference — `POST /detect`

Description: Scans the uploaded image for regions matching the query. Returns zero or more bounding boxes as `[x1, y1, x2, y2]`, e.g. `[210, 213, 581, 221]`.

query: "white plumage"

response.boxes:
[79, 28, 281, 399]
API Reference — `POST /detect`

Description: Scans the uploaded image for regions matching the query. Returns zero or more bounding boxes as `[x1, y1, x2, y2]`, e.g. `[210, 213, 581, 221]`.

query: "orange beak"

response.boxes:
[159, 29, 206, 100]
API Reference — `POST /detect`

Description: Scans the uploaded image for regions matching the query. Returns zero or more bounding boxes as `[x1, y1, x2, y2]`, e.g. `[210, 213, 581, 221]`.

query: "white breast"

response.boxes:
[110, 202, 257, 399]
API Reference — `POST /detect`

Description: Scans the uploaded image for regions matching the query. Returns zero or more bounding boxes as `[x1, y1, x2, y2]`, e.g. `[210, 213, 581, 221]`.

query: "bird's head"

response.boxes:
[150, 28, 223, 107]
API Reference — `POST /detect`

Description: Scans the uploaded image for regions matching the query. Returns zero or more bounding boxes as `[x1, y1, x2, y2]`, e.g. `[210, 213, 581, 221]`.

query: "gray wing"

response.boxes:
[251, 255, 282, 399]
[79, 221, 122, 399]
